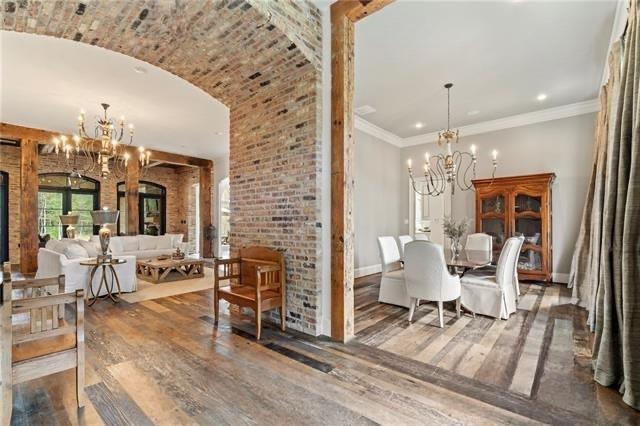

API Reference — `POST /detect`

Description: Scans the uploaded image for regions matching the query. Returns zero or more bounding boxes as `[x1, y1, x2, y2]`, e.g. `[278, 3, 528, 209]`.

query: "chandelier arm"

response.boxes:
[453, 151, 474, 191]
[409, 173, 433, 197]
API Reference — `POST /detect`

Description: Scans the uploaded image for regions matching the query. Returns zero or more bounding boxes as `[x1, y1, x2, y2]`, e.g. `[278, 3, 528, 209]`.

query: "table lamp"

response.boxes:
[59, 213, 80, 239]
[91, 207, 119, 262]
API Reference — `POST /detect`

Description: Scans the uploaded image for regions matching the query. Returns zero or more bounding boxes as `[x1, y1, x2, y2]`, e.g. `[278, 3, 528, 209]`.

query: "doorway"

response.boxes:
[117, 181, 166, 235]
[218, 177, 230, 258]
[408, 178, 452, 246]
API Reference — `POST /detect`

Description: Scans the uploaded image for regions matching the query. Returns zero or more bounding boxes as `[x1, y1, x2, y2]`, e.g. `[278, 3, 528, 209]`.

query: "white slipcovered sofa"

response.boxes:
[36, 234, 184, 296]
[36, 239, 137, 296]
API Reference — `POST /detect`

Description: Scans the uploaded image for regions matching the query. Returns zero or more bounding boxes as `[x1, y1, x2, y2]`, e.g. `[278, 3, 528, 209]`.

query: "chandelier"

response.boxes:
[51, 103, 151, 186]
[407, 83, 497, 196]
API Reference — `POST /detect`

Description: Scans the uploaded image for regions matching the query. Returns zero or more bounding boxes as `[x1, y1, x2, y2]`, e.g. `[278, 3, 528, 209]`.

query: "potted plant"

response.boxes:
[443, 216, 469, 258]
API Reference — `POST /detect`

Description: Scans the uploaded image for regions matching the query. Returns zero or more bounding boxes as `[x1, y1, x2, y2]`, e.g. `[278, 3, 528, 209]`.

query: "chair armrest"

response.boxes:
[214, 258, 241, 281]
[256, 264, 280, 273]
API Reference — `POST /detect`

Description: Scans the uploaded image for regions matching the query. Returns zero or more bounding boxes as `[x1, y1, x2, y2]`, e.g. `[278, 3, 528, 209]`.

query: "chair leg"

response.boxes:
[408, 297, 417, 322]
[280, 307, 286, 332]
[456, 297, 461, 319]
[255, 310, 262, 340]
[437, 301, 444, 328]
[213, 288, 219, 324]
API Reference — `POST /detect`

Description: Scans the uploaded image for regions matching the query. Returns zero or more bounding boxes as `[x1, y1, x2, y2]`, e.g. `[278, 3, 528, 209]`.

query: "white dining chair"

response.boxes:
[377, 236, 411, 308]
[465, 233, 492, 260]
[460, 236, 520, 320]
[470, 235, 524, 299]
[414, 233, 430, 241]
[397, 235, 413, 259]
[404, 241, 461, 327]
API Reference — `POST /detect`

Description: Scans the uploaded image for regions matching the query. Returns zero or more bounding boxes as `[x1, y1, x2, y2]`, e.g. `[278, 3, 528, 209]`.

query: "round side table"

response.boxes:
[80, 258, 127, 306]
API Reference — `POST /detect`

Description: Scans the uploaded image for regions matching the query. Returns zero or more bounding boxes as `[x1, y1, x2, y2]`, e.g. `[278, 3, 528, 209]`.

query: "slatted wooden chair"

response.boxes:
[214, 246, 286, 340]
[0, 263, 85, 422]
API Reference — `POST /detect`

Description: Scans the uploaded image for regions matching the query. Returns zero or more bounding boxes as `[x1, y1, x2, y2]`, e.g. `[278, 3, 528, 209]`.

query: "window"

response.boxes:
[117, 181, 166, 235]
[38, 173, 100, 240]
[0, 171, 8, 263]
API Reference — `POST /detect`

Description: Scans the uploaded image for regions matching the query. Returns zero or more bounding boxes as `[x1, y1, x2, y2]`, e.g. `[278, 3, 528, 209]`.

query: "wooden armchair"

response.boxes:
[0, 264, 85, 423]
[214, 247, 286, 340]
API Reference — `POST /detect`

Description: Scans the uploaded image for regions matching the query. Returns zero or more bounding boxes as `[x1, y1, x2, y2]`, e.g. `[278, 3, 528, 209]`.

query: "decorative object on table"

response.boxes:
[443, 216, 469, 259]
[473, 173, 555, 281]
[172, 246, 185, 260]
[90, 207, 119, 263]
[156, 255, 171, 261]
[80, 258, 127, 306]
[407, 83, 498, 197]
[50, 102, 152, 180]
[59, 213, 80, 239]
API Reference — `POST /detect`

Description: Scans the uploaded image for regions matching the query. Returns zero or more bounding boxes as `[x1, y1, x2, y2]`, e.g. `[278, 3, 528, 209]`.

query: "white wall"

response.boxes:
[354, 129, 406, 275]
[213, 154, 229, 257]
[401, 113, 597, 278]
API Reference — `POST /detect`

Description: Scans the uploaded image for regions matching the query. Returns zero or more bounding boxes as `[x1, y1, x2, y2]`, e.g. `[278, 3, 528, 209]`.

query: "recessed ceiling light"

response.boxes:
[215, 131, 223, 136]
[536, 93, 547, 101]
[134, 66, 147, 74]
[467, 110, 480, 116]
[414, 122, 424, 129]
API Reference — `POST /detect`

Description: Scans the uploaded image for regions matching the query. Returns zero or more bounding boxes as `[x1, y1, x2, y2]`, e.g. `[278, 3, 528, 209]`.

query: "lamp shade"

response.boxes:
[59, 214, 79, 226]
[91, 208, 119, 225]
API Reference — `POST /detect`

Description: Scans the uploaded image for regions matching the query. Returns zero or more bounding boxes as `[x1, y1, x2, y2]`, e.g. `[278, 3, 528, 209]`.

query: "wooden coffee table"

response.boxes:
[136, 257, 205, 283]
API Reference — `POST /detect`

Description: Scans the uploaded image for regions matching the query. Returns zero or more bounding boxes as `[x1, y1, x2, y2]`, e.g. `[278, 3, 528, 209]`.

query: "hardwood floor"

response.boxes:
[354, 273, 639, 424]
[9, 277, 639, 425]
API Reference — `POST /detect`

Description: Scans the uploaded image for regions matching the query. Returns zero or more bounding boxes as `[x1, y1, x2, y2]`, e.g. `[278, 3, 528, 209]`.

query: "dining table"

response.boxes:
[443, 248, 492, 275]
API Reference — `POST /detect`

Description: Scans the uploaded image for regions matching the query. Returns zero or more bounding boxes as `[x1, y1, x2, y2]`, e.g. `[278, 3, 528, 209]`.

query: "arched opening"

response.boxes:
[37, 173, 100, 240]
[117, 181, 166, 236]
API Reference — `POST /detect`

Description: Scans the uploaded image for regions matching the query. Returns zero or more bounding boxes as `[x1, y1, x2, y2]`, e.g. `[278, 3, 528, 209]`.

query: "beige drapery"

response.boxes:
[569, 0, 640, 409]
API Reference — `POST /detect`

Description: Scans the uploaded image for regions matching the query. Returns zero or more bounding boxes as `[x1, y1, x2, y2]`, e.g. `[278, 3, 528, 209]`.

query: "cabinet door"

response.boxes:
[477, 190, 509, 261]
[512, 192, 544, 273]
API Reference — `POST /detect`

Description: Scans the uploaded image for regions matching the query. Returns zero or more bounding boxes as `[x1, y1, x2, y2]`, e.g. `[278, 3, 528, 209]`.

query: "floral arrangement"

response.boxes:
[443, 216, 469, 240]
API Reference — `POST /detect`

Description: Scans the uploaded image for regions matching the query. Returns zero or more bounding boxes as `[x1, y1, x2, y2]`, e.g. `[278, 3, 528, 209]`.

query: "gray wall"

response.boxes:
[354, 129, 406, 270]
[401, 113, 597, 277]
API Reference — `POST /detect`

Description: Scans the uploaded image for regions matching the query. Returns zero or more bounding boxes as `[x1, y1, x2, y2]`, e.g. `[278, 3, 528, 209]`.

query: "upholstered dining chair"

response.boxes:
[397, 235, 414, 259]
[376, 236, 411, 308]
[465, 233, 493, 260]
[460, 237, 521, 320]
[404, 241, 461, 327]
[414, 234, 430, 241]
[469, 235, 524, 300]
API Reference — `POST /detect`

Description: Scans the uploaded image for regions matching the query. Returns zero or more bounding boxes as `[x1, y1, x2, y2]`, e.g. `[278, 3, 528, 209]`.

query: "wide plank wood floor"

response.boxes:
[8, 277, 639, 425]
[354, 273, 639, 424]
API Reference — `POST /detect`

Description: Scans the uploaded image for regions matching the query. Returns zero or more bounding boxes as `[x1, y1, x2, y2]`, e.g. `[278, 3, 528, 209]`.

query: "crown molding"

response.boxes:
[354, 115, 403, 147]
[402, 99, 600, 147]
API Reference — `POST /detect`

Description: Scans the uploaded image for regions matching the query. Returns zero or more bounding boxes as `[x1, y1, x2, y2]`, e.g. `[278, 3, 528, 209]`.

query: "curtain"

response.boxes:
[569, 0, 640, 410]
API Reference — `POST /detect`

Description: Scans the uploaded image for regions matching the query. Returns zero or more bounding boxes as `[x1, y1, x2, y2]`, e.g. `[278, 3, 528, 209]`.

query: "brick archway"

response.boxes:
[2, 0, 323, 335]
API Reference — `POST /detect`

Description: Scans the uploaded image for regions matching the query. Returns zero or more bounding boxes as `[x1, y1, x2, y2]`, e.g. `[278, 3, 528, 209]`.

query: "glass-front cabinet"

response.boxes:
[473, 173, 555, 282]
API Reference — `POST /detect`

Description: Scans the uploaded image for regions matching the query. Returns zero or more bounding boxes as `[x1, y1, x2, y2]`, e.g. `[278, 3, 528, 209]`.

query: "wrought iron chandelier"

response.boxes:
[407, 83, 497, 196]
[52, 103, 151, 186]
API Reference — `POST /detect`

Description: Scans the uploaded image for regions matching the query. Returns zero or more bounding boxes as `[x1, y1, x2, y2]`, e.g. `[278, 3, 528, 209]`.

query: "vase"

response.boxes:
[450, 238, 462, 258]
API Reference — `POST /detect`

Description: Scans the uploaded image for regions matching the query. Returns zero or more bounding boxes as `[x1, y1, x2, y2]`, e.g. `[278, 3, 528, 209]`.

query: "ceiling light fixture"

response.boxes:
[407, 83, 498, 197]
[134, 66, 147, 74]
[414, 122, 424, 129]
[536, 93, 547, 101]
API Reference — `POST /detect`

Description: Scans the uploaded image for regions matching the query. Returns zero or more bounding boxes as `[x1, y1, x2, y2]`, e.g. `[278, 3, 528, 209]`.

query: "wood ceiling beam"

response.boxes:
[0, 122, 212, 168]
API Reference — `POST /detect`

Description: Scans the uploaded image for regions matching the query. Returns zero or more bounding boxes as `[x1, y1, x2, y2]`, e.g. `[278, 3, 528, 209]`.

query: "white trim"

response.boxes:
[355, 264, 382, 278]
[600, 0, 629, 87]
[355, 99, 599, 149]
[402, 99, 600, 147]
[552, 273, 570, 284]
[355, 115, 404, 147]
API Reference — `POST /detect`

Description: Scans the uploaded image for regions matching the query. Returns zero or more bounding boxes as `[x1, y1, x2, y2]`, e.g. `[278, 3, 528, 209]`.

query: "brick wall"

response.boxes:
[2, 0, 324, 335]
[0, 144, 21, 265]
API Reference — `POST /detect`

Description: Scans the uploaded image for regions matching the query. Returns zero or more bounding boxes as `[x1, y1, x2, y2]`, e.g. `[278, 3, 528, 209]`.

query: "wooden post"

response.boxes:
[1, 262, 13, 424]
[125, 154, 140, 235]
[200, 166, 213, 258]
[330, 0, 393, 342]
[20, 139, 39, 274]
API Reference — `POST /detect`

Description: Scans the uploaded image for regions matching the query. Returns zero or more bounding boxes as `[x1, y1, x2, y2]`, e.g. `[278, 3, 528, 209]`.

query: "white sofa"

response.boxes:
[89, 234, 184, 260]
[36, 234, 184, 296]
[36, 239, 137, 296]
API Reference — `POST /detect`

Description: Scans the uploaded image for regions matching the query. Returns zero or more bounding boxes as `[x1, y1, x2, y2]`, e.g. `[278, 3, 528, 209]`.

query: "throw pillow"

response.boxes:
[138, 235, 157, 251]
[120, 236, 139, 252]
[157, 235, 173, 250]
[63, 243, 89, 259]
[166, 233, 184, 248]
[77, 240, 99, 257]
[109, 237, 124, 254]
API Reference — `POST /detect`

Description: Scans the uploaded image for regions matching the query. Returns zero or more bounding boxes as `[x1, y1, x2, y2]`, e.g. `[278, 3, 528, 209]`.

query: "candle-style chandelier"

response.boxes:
[51, 103, 152, 186]
[407, 83, 497, 196]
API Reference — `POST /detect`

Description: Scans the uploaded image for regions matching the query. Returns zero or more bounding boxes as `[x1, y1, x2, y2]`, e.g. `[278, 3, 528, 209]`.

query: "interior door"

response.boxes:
[409, 178, 451, 246]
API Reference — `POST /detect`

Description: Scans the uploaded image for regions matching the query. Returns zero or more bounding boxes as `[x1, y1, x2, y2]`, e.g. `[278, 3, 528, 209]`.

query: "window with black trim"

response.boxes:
[38, 173, 100, 240]
[117, 181, 166, 236]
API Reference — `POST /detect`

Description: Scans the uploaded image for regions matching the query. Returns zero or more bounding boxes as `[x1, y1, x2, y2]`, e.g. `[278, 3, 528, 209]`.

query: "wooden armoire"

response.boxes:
[472, 173, 555, 282]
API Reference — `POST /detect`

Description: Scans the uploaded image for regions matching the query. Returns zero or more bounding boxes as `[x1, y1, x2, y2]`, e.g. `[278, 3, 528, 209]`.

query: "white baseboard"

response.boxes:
[552, 273, 570, 284]
[355, 263, 382, 278]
